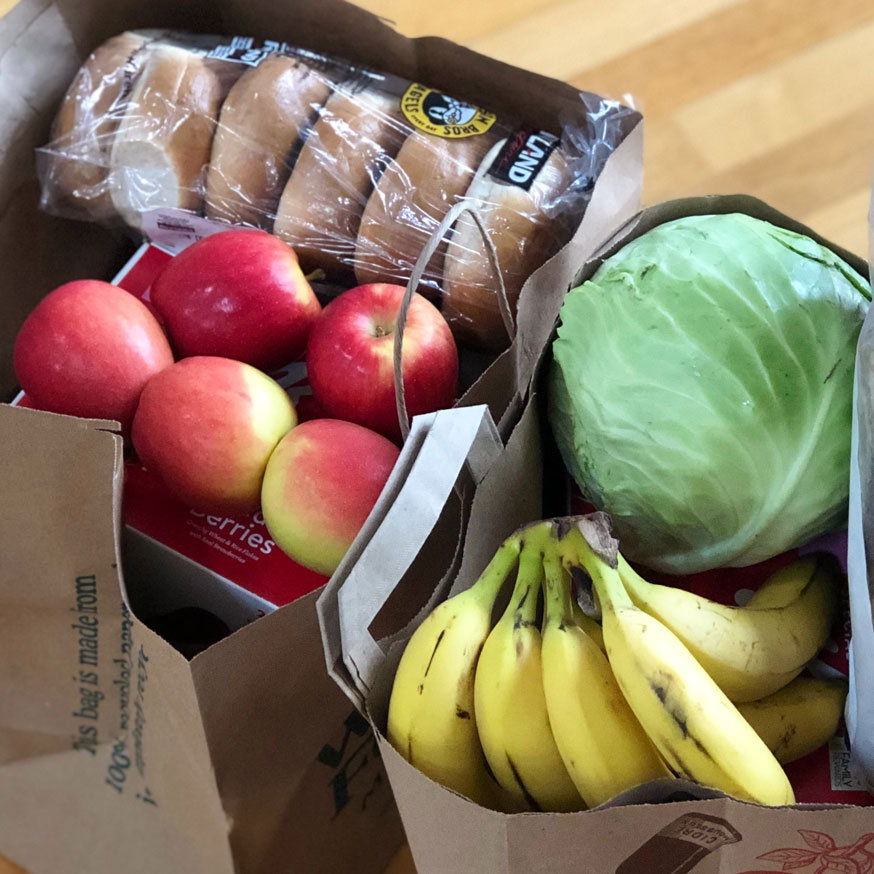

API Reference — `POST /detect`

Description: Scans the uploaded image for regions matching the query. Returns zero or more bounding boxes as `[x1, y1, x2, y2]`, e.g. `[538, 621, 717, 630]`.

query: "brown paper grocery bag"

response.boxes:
[0, 401, 405, 874]
[0, 405, 235, 874]
[0, 0, 643, 404]
[320, 197, 874, 874]
[0, 2, 642, 870]
[188, 590, 405, 874]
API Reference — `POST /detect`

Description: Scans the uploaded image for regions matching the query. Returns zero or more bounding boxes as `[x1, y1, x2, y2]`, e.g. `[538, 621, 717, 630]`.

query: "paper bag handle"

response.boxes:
[319, 404, 503, 708]
[394, 199, 514, 441]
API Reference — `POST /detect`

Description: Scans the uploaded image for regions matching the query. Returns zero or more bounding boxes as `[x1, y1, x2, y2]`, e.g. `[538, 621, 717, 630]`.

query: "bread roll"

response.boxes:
[43, 30, 153, 221]
[109, 45, 240, 229]
[205, 55, 334, 228]
[273, 86, 408, 277]
[442, 134, 575, 349]
[353, 129, 499, 292]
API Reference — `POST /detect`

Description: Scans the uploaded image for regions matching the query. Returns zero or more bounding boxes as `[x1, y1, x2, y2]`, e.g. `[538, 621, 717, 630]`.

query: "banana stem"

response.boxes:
[511, 540, 543, 626]
[616, 554, 649, 594]
[469, 533, 525, 609]
[554, 524, 634, 615]
[590, 563, 633, 619]
[542, 545, 574, 628]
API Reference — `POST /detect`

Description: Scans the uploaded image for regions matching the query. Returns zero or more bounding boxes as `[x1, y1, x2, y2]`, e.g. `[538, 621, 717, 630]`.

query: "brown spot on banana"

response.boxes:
[649, 677, 713, 758]
[507, 756, 542, 811]
[423, 629, 445, 677]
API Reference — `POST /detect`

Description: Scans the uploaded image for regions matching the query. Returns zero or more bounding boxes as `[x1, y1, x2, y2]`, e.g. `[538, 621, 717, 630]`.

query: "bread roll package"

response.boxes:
[39, 29, 155, 223]
[36, 30, 636, 350]
[205, 54, 335, 229]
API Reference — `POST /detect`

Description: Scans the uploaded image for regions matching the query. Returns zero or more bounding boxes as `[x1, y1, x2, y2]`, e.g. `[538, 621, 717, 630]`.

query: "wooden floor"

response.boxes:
[356, 4, 874, 869]
[2, 0, 868, 254]
[357, 0, 874, 259]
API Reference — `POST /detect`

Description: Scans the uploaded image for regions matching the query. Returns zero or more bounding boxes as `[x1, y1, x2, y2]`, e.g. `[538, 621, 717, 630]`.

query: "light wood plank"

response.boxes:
[643, 116, 715, 203]
[567, 0, 874, 119]
[466, 0, 744, 84]
[644, 100, 874, 217]
[671, 20, 874, 174]
[351, 0, 561, 43]
[689, 102, 874, 219]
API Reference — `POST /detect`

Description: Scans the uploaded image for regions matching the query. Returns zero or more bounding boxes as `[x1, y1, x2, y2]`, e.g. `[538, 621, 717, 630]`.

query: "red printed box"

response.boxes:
[16, 242, 327, 614]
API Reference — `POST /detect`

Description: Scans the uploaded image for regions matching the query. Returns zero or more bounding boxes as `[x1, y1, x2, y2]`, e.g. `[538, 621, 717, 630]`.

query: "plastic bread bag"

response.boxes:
[36, 31, 636, 351]
[38, 29, 154, 223]
[37, 30, 245, 225]
[271, 73, 636, 351]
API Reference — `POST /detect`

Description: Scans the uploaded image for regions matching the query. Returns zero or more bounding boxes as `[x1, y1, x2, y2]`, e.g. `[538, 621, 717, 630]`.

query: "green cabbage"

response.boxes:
[548, 213, 871, 574]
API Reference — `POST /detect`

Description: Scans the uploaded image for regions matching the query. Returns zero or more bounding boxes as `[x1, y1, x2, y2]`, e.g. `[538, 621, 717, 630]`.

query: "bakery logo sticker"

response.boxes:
[738, 830, 874, 874]
[488, 127, 560, 190]
[401, 83, 496, 138]
[616, 813, 742, 874]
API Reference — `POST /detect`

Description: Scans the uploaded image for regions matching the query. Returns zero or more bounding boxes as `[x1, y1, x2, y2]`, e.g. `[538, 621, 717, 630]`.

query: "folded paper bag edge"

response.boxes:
[338, 405, 501, 698]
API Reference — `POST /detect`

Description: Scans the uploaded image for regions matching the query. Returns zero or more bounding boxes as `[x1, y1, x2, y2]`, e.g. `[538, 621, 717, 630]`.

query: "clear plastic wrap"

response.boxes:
[37, 30, 637, 351]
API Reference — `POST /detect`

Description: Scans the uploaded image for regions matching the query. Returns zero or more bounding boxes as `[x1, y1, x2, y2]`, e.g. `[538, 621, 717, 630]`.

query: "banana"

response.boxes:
[540, 544, 669, 808]
[474, 534, 583, 812]
[561, 520, 795, 806]
[617, 553, 841, 702]
[745, 557, 835, 608]
[386, 534, 522, 807]
[737, 675, 848, 765]
[571, 599, 605, 653]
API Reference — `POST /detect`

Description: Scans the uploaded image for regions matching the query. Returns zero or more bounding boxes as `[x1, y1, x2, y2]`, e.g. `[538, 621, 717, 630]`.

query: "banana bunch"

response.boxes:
[473, 528, 583, 812]
[386, 533, 523, 808]
[386, 514, 846, 812]
[617, 552, 840, 701]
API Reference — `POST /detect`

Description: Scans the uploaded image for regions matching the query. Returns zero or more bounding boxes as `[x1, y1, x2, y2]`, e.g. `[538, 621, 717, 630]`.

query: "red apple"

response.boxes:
[149, 229, 321, 371]
[305, 283, 459, 442]
[13, 279, 174, 432]
[132, 356, 296, 515]
[260, 418, 400, 575]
